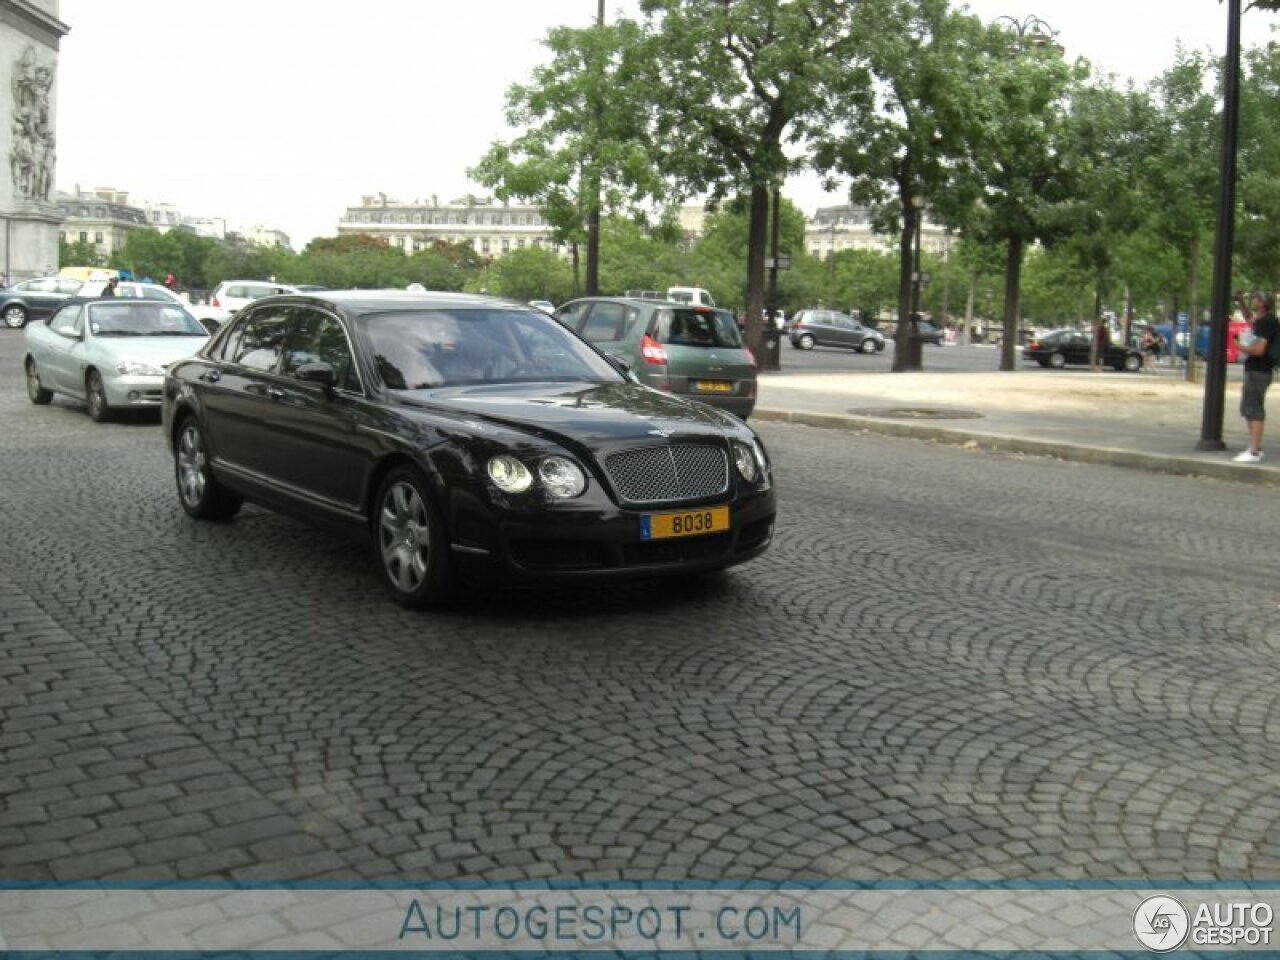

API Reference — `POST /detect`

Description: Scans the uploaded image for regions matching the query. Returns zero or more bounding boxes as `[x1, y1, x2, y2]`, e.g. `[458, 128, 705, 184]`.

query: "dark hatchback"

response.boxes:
[162, 291, 776, 608]
[1023, 329, 1142, 372]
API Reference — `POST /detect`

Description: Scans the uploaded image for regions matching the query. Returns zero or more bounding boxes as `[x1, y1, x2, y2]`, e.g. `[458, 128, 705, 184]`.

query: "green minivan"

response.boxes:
[554, 297, 757, 420]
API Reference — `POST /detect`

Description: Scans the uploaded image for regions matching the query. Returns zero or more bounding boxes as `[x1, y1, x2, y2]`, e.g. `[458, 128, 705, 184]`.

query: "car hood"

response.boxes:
[90, 336, 209, 366]
[393, 381, 746, 445]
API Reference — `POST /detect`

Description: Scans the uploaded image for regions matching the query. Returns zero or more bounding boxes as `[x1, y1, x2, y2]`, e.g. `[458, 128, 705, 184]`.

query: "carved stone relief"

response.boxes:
[10, 45, 56, 202]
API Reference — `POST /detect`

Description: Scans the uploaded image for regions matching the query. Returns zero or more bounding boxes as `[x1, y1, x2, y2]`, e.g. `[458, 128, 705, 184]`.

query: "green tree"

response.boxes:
[58, 238, 105, 269]
[637, 0, 868, 365]
[471, 245, 574, 302]
[471, 19, 660, 297]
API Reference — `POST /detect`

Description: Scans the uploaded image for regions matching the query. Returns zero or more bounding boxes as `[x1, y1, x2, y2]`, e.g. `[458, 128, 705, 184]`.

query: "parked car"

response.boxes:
[162, 291, 776, 608]
[554, 296, 757, 419]
[788, 308, 886, 354]
[24, 298, 209, 420]
[912, 319, 945, 345]
[2, 276, 84, 328]
[1023, 329, 1143, 371]
[528, 300, 555, 314]
[79, 279, 229, 332]
[209, 279, 301, 314]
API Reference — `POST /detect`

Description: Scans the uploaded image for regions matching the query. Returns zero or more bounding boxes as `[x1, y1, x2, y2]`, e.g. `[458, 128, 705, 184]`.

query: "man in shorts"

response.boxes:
[1234, 291, 1279, 463]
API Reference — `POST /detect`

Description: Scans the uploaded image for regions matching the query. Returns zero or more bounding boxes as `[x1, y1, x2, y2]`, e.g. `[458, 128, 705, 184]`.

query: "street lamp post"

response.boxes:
[992, 14, 1061, 53]
[1199, 0, 1243, 451]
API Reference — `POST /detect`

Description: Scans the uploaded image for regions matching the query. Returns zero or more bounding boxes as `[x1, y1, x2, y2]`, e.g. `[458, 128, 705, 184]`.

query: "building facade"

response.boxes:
[1, 0, 69, 281]
[54, 186, 149, 258]
[337, 194, 559, 257]
[806, 204, 951, 260]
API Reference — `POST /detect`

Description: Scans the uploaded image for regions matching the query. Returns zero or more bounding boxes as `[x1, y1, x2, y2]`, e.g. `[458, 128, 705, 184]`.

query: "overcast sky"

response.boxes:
[54, 1, 1277, 250]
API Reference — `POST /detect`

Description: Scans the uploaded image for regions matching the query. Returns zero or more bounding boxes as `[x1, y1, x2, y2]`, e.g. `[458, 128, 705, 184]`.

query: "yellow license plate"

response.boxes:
[641, 506, 730, 540]
[693, 380, 733, 393]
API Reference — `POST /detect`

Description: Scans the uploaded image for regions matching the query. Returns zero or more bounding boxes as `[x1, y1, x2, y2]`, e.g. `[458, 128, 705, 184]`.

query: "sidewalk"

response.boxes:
[755, 367, 1280, 485]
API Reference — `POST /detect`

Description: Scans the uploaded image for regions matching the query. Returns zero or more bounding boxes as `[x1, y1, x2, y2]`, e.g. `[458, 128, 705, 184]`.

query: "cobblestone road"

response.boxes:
[2, 329, 1279, 882]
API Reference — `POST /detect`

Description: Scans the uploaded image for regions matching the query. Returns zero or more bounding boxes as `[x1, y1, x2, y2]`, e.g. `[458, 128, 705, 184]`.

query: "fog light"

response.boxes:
[128, 391, 140, 401]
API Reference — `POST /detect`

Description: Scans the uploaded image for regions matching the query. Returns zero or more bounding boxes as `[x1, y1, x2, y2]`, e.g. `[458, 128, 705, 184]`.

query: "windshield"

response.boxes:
[653, 308, 744, 348]
[88, 302, 207, 337]
[364, 308, 624, 389]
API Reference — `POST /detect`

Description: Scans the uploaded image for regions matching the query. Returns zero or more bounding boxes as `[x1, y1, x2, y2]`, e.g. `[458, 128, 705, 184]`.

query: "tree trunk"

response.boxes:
[999, 234, 1024, 371]
[963, 271, 976, 345]
[570, 241, 581, 299]
[1186, 232, 1200, 383]
[892, 200, 914, 372]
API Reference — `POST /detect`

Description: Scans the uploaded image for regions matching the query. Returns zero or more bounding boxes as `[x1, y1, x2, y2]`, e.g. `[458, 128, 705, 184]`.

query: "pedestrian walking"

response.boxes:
[1140, 328, 1158, 373]
[1232, 291, 1279, 463]
[100, 277, 118, 297]
[164, 272, 176, 290]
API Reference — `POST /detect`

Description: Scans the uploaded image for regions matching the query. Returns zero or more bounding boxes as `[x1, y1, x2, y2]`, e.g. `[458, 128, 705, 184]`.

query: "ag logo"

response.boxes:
[1133, 895, 1190, 952]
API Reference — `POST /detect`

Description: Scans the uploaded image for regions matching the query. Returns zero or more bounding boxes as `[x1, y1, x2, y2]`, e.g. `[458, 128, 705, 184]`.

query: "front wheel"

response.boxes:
[1121, 354, 1141, 373]
[25, 358, 52, 404]
[175, 417, 242, 520]
[86, 370, 111, 422]
[1048, 352, 1066, 369]
[3, 304, 28, 329]
[796, 334, 815, 350]
[374, 466, 454, 609]
[860, 338, 879, 354]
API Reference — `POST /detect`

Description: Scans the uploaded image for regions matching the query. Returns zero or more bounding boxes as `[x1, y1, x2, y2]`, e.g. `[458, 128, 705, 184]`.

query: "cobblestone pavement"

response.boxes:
[2, 329, 1279, 882]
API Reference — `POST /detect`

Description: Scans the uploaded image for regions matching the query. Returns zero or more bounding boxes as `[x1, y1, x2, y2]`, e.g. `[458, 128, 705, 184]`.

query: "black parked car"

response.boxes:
[1023, 329, 1142, 372]
[162, 291, 776, 608]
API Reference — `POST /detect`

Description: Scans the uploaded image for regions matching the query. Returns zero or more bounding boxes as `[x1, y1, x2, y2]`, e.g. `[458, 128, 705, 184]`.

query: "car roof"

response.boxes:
[264, 289, 540, 314]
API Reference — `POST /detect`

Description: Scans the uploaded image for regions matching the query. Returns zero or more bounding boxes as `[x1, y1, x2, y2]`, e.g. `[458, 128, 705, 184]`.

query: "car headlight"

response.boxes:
[539, 456, 587, 498]
[487, 455, 533, 493]
[116, 360, 166, 376]
[732, 441, 758, 483]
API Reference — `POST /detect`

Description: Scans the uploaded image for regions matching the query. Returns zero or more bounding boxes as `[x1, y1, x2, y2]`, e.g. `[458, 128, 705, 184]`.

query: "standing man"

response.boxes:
[1233, 291, 1278, 463]
[100, 277, 118, 297]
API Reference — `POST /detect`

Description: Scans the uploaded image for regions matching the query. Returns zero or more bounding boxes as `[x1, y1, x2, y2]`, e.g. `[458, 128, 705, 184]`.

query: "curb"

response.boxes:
[754, 407, 1280, 487]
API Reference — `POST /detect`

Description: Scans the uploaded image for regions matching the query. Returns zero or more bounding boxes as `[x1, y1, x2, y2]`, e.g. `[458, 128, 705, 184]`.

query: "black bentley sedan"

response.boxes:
[162, 291, 776, 608]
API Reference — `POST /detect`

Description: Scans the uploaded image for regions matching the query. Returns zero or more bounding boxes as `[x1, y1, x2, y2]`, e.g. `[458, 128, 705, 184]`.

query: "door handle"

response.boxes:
[199, 369, 221, 383]
[267, 388, 285, 401]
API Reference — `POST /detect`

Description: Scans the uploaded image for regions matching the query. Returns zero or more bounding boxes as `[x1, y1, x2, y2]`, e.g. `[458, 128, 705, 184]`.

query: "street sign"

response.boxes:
[765, 256, 791, 270]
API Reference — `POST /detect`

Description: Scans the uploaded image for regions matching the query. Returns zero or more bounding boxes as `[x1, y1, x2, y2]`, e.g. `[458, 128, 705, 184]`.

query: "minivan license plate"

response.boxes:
[640, 506, 730, 540]
[693, 380, 733, 393]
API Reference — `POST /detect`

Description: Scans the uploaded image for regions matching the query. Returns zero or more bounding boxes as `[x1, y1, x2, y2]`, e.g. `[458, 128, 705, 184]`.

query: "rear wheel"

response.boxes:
[25, 358, 52, 404]
[3, 304, 27, 328]
[85, 370, 111, 422]
[374, 466, 454, 609]
[796, 333, 815, 350]
[1121, 354, 1141, 372]
[1048, 352, 1066, 369]
[175, 417, 242, 520]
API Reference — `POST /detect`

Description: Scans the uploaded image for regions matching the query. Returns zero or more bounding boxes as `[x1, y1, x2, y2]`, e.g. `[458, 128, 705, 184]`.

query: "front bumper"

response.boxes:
[103, 373, 165, 407]
[448, 486, 776, 583]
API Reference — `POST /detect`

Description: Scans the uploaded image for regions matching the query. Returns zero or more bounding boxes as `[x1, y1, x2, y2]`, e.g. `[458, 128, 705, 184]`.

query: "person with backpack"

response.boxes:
[1233, 290, 1280, 463]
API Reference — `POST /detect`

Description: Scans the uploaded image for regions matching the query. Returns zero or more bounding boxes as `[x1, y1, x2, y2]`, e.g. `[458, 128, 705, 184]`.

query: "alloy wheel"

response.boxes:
[379, 480, 432, 594]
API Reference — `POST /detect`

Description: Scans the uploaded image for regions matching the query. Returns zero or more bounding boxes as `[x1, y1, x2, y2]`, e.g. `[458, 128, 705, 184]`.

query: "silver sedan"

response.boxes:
[24, 298, 209, 421]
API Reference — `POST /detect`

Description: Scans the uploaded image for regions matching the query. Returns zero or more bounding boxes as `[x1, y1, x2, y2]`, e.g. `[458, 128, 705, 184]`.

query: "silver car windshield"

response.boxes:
[364, 308, 624, 389]
[88, 302, 207, 337]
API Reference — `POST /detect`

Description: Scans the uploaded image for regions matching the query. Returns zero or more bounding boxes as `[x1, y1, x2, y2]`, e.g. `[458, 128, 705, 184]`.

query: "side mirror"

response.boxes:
[296, 362, 337, 389]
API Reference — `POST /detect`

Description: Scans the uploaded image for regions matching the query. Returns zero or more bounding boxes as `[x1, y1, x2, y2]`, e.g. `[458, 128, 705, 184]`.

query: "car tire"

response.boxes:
[373, 465, 454, 609]
[25, 358, 52, 404]
[85, 370, 112, 422]
[1048, 352, 1066, 369]
[796, 334, 815, 350]
[1122, 354, 1141, 372]
[174, 416, 242, 521]
[3, 304, 28, 329]
[860, 339, 878, 354]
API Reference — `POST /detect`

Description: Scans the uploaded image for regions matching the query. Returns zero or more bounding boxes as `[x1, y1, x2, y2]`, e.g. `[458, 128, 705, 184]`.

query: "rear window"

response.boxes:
[652, 308, 743, 348]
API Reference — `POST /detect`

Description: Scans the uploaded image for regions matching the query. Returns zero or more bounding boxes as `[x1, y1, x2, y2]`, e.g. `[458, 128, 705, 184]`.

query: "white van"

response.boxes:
[666, 286, 716, 307]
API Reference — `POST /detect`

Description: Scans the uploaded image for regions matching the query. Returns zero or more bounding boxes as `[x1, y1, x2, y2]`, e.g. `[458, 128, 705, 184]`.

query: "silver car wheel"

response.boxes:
[860, 338, 878, 354]
[380, 480, 431, 594]
[86, 370, 110, 421]
[3, 304, 27, 328]
[177, 422, 207, 507]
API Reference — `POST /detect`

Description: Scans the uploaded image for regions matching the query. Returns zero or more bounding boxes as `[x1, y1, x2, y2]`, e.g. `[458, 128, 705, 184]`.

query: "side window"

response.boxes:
[580, 303, 628, 342]
[232, 306, 291, 373]
[27, 277, 58, 293]
[50, 303, 83, 337]
[227, 285, 248, 299]
[282, 309, 359, 392]
[553, 301, 589, 330]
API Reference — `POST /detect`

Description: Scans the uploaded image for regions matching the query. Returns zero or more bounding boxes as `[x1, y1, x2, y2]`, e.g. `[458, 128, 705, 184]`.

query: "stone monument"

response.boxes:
[0, 0, 69, 284]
